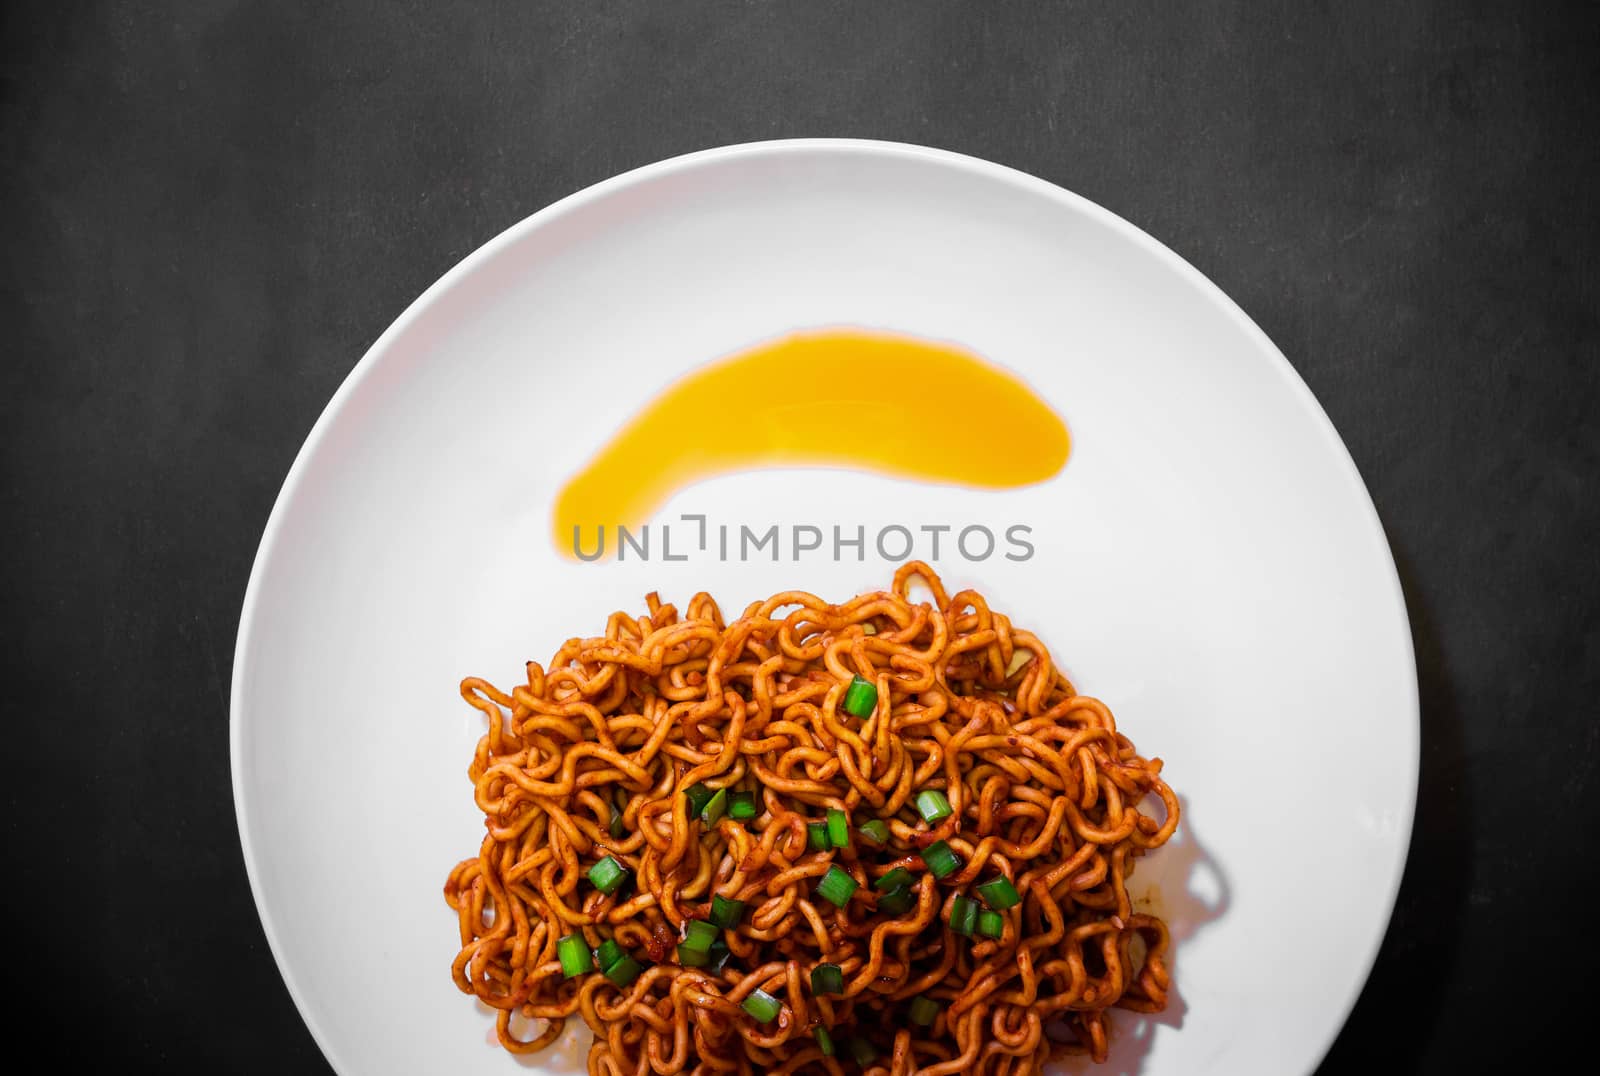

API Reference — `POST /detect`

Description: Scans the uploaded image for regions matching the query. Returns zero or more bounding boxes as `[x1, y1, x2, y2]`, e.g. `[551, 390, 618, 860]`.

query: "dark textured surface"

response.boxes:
[4, 1, 1596, 1072]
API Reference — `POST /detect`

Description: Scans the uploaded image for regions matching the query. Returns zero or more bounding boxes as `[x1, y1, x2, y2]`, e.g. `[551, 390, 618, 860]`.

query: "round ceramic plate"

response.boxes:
[231, 140, 1417, 1075]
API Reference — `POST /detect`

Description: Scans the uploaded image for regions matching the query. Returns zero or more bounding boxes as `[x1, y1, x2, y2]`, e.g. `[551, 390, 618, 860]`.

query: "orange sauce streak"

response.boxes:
[552, 328, 1070, 552]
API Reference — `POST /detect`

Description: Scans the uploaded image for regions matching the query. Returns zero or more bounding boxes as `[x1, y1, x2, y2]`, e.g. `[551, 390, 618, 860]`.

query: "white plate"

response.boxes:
[232, 140, 1416, 1075]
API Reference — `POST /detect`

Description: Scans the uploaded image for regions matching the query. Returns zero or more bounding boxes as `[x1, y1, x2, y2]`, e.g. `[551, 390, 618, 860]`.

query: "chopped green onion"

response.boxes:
[975, 876, 1021, 910]
[728, 791, 759, 820]
[701, 787, 728, 827]
[741, 988, 782, 1023]
[920, 840, 962, 879]
[814, 1027, 835, 1057]
[558, 933, 593, 978]
[873, 867, 914, 892]
[856, 819, 890, 847]
[604, 955, 643, 986]
[709, 894, 746, 930]
[841, 675, 878, 718]
[949, 895, 978, 936]
[810, 962, 844, 995]
[705, 940, 733, 974]
[847, 1036, 879, 1064]
[595, 938, 625, 972]
[826, 808, 850, 848]
[587, 855, 629, 896]
[915, 789, 953, 823]
[610, 790, 628, 839]
[909, 995, 940, 1026]
[676, 942, 710, 967]
[807, 822, 830, 852]
[976, 909, 1005, 939]
[816, 865, 859, 907]
[684, 783, 713, 818]
[681, 919, 719, 953]
[876, 884, 916, 916]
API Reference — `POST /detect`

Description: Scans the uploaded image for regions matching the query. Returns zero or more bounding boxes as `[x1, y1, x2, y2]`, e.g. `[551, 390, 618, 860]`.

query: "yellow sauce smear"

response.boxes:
[553, 328, 1070, 552]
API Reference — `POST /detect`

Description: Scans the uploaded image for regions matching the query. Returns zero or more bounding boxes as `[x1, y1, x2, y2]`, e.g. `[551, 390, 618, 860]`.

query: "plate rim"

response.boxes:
[230, 137, 1419, 1075]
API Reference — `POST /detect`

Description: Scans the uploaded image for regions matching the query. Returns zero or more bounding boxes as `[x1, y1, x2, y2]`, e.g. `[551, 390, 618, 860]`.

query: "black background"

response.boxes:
[4, 1, 1597, 1073]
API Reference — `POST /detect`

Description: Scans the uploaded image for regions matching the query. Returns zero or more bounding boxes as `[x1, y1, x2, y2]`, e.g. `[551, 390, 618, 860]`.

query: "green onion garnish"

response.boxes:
[920, 840, 962, 879]
[676, 942, 710, 967]
[709, 894, 746, 930]
[814, 1027, 835, 1057]
[807, 822, 830, 852]
[826, 808, 850, 848]
[595, 938, 625, 972]
[557, 933, 593, 978]
[816, 865, 859, 907]
[915, 789, 953, 824]
[976, 909, 1005, 939]
[841, 675, 878, 718]
[949, 894, 978, 936]
[810, 962, 844, 995]
[587, 855, 629, 896]
[741, 988, 782, 1023]
[847, 1036, 879, 1064]
[705, 940, 733, 974]
[728, 791, 758, 820]
[856, 819, 890, 847]
[876, 884, 916, 916]
[975, 876, 1021, 910]
[701, 787, 729, 827]
[681, 919, 719, 953]
[873, 867, 913, 892]
[908, 995, 940, 1026]
[604, 955, 643, 986]
[684, 782, 713, 818]
[609, 791, 627, 839]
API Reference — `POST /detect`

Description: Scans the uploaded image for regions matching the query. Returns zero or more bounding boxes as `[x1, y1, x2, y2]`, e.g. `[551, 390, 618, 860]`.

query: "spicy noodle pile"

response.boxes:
[444, 563, 1179, 1074]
